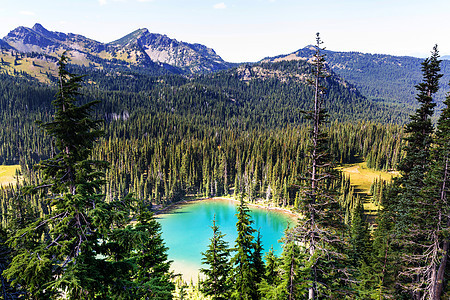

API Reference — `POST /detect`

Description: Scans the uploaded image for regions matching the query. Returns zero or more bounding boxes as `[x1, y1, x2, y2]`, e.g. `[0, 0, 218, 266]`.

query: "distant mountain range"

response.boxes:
[1, 23, 450, 110]
[0, 23, 233, 77]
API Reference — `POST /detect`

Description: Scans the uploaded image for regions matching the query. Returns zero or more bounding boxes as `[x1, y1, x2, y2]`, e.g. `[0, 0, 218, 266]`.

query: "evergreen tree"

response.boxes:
[258, 248, 284, 300]
[258, 232, 311, 300]
[356, 205, 396, 299]
[349, 197, 375, 298]
[262, 247, 278, 286]
[419, 80, 450, 299]
[387, 45, 443, 299]
[350, 197, 371, 268]
[229, 197, 259, 300]
[4, 52, 108, 298]
[294, 33, 352, 299]
[251, 230, 265, 287]
[278, 237, 310, 300]
[126, 203, 175, 299]
[0, 227, 22, 299]
[200, 216, 231, 300]
[3, 53, 174, 299]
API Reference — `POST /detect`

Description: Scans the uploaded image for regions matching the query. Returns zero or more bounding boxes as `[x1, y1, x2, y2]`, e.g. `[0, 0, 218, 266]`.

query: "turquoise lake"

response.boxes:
[156, 198, 295, 280]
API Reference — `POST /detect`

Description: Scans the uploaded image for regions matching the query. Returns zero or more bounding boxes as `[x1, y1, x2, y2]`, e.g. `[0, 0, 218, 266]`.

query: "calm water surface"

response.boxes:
[157, 198, 295, 280]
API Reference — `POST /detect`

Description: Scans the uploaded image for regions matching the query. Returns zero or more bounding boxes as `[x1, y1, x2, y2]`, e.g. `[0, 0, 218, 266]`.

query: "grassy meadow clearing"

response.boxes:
[340, 162, 398, 214]
[0, 165, 21, 187]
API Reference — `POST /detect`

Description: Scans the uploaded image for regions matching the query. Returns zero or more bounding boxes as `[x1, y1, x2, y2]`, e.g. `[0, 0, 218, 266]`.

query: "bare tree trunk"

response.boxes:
[433, 240, 449, 299]
[289, 248, 295, 300]
[308, 240, 316, 299]
[432, 156, 449, 299]
[378, 239, 389, 300]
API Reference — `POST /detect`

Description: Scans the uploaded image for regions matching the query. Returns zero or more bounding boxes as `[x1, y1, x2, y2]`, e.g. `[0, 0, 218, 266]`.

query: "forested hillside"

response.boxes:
[0, 58, 407, 212]
[265, 46, 450, 110]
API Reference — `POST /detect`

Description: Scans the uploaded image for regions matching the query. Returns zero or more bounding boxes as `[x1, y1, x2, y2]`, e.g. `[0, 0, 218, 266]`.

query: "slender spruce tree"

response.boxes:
[261, 247, 278, 286]
[356, 208, 395, 299]
[293, 33, 352, 299]
[252, 230, 265, 287]
[116, 202, 175, 299]
[200, 216, 231, 300]
[258, 248, 284, 300]
[386, 45, 442, 299]
[349, 197, 375, 298]
[419, 80, 450, 299]
[0, 227, 21, 300]
[3, 53, 174, 299]
[258, 231, 311, 300]
[350, 197, 371, 268]
[4, 52, 109, 298]
[279, 231, 311, 300]
[229, 197, 259, 300]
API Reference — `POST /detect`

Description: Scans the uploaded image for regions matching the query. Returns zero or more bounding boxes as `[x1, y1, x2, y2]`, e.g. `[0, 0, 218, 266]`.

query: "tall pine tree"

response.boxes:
[3, 53, 174, 299]
[229, 197, 260, 300]
[200, 216, 231, 300]
[293, 33, 352, 299]
[420, 79, 450, 299]
[386, 45, 443, 299]
[4, 52, 109, 298]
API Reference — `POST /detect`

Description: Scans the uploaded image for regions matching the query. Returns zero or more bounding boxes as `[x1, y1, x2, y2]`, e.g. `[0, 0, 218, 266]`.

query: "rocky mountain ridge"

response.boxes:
[1, 23, 233, 78]
[108, 28, 231, 73]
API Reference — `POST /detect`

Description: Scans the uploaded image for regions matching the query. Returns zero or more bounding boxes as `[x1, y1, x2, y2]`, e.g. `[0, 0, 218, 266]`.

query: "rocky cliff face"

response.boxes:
[108, 28, 232, 73]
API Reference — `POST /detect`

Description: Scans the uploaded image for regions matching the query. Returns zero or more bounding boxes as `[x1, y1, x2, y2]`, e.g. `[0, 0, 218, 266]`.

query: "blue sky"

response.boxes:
[1, 0, 449, 62]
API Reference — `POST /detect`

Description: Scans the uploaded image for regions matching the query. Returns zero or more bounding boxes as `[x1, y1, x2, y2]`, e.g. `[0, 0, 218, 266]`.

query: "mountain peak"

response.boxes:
[32, 23, 48, 33]
[138, 28, 149, 34]
[109, 28, 149, 46]
[32, 23, 68, 41]
[6, 26, 33, 37]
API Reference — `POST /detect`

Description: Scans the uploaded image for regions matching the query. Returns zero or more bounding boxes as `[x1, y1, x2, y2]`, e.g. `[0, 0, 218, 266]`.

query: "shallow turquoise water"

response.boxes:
[156, 198, 294, 279]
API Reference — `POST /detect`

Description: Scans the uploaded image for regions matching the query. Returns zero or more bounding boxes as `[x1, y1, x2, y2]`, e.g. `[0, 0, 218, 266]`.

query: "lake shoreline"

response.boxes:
[155, 196, 295, 284]
[153, 196, 299, 223]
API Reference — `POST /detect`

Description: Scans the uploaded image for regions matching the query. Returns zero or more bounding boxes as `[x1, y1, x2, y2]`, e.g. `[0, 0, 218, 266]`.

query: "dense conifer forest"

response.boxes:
[0, 38, 449, 299]
[0, 57, 406, 222]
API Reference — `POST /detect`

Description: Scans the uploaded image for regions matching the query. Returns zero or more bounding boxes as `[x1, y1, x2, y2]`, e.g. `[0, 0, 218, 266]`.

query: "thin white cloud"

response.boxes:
[99, 0, 131, 5]
[137, 0, 154, 2]
[213, 2, 227, 9]
[20, 11, 36, 16]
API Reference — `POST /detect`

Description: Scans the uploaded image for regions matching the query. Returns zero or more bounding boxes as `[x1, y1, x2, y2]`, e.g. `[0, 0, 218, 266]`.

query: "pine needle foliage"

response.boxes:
[293, 33, 352, 299]
[386, 45, 443, 299]
[200, 216, 231, 300]
[229, 197, 260, 300]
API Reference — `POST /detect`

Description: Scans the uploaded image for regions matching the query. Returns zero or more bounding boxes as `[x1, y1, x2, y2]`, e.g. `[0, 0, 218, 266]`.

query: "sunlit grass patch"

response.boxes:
[340, 162, 397, 194]
[340, 162, 399, 215]
[0, 165, 21, 186]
